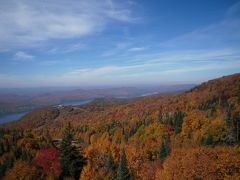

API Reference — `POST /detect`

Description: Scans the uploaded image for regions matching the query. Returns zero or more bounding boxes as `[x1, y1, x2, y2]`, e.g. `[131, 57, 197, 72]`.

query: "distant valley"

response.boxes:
[0, 84, 194, 118]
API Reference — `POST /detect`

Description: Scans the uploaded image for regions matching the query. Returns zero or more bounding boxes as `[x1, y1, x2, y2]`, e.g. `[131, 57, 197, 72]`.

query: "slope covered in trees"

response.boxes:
[1, 73, 240, 179]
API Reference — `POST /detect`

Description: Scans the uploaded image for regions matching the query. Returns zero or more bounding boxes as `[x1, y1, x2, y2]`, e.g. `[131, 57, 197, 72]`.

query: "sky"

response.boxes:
[0, 0, 240, 88]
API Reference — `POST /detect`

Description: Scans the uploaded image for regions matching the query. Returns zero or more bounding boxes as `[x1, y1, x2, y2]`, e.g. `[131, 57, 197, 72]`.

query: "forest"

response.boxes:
[0, 73, 240, 180]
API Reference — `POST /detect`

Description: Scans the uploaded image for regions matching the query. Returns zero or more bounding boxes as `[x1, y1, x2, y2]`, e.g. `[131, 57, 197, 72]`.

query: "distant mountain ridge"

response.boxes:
[0, 84, 195, 116]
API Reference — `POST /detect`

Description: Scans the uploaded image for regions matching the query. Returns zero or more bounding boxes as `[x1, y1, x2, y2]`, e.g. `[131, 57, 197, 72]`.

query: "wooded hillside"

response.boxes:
[1, 73, 240, 179]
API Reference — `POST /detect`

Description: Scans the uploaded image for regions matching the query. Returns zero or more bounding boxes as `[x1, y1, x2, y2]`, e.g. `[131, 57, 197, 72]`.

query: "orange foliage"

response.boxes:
[155, 147, 240, 180]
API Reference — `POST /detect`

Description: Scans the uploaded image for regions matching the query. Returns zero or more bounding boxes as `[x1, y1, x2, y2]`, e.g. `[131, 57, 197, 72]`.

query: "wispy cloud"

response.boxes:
[14, 51, 34, 61]
[38, 59, 71, 66]
[0, 0, 137, 49]
[226, 1, 240, 16]
[130, 48, 240, 64]
[101, 42, 132, 57]
[49, 43, 85, 54]
[1, 47, 239, 87]
[128, 47, 145, 52]
[160, 14, 240, 49]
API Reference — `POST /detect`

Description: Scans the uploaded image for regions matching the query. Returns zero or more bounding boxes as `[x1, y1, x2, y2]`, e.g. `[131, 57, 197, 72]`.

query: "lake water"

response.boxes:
[60, 99, 92, 106]
[0, 99, 92, 125]
[0, 112, 29, 124]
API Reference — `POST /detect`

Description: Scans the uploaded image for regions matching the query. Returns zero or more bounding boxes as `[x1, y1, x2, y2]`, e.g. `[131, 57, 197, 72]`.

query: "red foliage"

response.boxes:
[34, 147, 61, 177]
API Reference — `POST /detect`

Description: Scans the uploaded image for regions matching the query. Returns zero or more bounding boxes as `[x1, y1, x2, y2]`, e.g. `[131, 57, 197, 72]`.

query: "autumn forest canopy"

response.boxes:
[0, 73, 240, 179]
[1, 0, 240, 179]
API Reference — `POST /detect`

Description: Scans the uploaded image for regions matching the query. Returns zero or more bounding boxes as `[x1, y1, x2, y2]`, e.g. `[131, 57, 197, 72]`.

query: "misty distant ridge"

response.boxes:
[0, 84, 196, 95]
[0, 84, 195, 116]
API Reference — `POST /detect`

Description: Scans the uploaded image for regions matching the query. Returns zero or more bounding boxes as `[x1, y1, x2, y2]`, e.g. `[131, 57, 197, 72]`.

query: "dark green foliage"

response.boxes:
[107, 120, 122, 133]
[165, 112, 170, 124]
[158, 141, 167, 161]
[20, 149, 32, 161]
[14, 147, 22, 159]
[198, 98, 218, 110]
[0, 143, 4, 156]
[173, 110, 184, 134]
[226, 112, 231, 128]
[226, 128, 236, 145]
[174, 126, 181, 134]
[12, 130, 20, 144]
[117, 149, 130, 180]
[60, 122, 86, 180]
[158, 135, 171, 161]
[0, 164, 5, 177]
[158, 112, 163, 124]
[5, 157, 14, 169]
[129, 121, 143, 137]
[203, 134, 213, 145]
[220, 92, 228, 107]
[165, 135, 171, 155]
[3, 141, 9, 152]
[105, 151, 115, 173]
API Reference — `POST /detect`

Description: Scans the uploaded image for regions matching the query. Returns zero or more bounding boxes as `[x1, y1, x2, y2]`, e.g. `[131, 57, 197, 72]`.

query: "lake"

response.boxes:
[0, 112, 29, 124]
[0, 99, 93, 124]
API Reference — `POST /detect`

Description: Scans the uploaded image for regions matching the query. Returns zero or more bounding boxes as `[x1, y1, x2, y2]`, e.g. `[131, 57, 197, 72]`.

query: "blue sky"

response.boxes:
[0, 0, 240, 88]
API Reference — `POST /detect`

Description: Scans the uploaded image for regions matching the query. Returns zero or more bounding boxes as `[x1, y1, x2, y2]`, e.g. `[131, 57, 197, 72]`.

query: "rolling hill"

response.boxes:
[0, 73, 240, 179]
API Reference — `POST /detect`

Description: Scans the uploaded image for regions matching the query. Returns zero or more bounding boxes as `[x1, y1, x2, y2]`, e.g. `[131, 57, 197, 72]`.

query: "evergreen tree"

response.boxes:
[226, 128, 236, 145]
[105, 151, 115, 173]
[158, 141, 167, 161]
[60, 122, 86, 180]
[165, 135, 171, 155]
[159, 112, 163, 124]
[174, 126, 181, 134]
[0, 164, 5, 177]
[226, 112, 231, 128]
[165, 112, 170, 124]
[173, 110, 184, 134]
[203, 134, 213, 145]
[5, 157, 14, 169]
[20, 149, 31, 161]
[117, 149, 130, 180]
[0, 143, 4, 156]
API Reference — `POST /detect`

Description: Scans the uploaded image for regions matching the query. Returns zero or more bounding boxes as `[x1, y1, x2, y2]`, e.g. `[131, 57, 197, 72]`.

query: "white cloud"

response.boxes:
[14, 51, 34, 61]
[1, 47, 240, 87]
[0, 0, 136, 49]
[128, 47, 145, 51]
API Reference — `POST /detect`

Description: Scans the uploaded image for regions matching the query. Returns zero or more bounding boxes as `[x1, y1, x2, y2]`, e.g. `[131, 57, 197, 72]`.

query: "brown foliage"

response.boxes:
[155, 147, 240, 180]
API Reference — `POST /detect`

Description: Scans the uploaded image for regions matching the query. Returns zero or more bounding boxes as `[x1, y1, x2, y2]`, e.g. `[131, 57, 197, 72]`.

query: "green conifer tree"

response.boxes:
[226, 112, 231, 128]
[0, 164, 5, 177]
[165, 112, 170, 124]
[117, 149, 130, 180]
[158, 141, 167, 161]
[159, 112, 163, 124]
[203, 134, 213, 145]
[105, 151, 115, 173]
[0, 143, 4, 156]
[60, 122, 86, 180]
